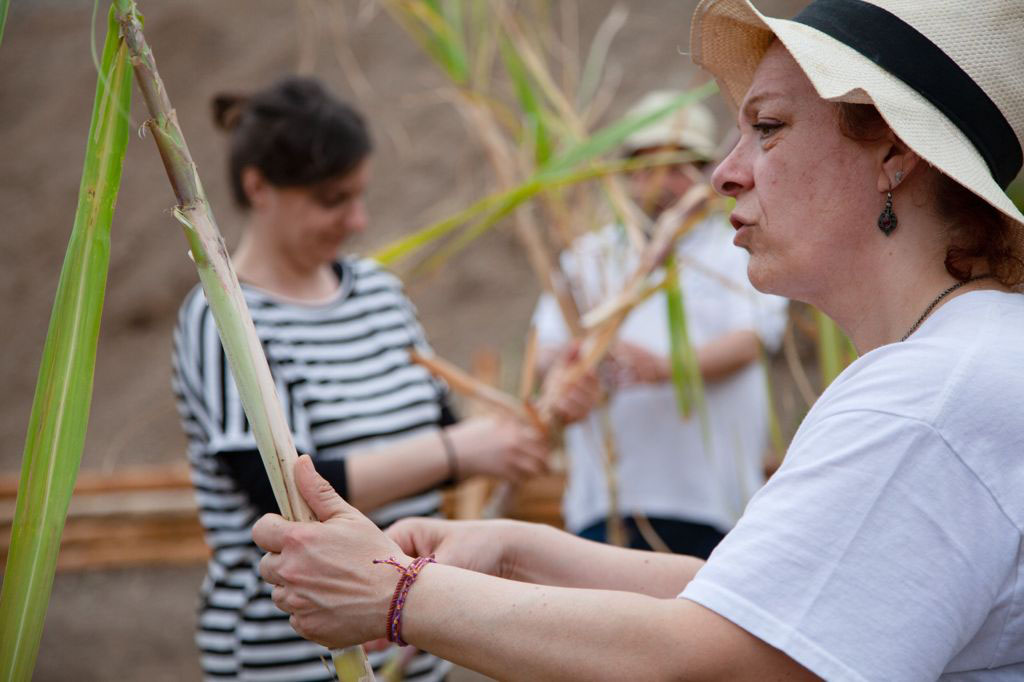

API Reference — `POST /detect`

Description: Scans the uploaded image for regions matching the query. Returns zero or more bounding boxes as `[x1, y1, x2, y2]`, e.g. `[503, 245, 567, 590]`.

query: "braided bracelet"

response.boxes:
[373, 555, 436, 646]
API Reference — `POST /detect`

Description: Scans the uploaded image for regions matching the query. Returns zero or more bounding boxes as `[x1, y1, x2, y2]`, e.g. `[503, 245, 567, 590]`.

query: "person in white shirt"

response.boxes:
[250, 2, 1024, 679]
[533, 91, 788, 557]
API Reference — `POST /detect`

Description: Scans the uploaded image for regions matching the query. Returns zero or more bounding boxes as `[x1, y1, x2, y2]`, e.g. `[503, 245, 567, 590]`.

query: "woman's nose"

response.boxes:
[711, 138, 752, 197]
[344, 199, 368, 234]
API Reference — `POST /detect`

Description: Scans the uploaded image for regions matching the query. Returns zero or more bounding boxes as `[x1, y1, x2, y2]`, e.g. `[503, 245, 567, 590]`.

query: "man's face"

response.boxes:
[627, 145, 701, 219]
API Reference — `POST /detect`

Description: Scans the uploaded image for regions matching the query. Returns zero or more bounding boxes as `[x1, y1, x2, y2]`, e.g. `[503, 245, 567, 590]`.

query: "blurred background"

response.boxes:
[1, 0, 810, 679]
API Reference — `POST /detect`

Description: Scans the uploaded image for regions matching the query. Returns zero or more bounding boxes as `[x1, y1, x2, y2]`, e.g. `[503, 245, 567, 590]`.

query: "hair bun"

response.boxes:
[211, 93, 248, 131]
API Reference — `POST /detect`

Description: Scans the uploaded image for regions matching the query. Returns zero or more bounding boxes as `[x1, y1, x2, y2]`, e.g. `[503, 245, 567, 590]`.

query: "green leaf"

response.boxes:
[0, 0, 10, 49]
[373, 186, 521, 265]
[500, 35, 553, 164]
[577, 4, 628, 112]
[400, 0, 470, 84]
[373, 151, 695, 267]
[0, 6, 132, 678]
[410, 188, 524, 276]
[664, 256, 706, 423]
[537, 81, 717, 180]
[813, 307, 855, 388]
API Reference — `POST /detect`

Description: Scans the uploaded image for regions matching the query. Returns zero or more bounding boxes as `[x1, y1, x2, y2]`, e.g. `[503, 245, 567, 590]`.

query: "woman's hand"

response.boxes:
[446, 415, 549, 482]
[386, 517, 530, 580]
[252, 455, 411, 649]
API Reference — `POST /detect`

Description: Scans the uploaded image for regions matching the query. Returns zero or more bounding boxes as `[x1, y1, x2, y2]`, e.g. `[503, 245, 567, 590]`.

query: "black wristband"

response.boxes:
[439, 427, 459, 484]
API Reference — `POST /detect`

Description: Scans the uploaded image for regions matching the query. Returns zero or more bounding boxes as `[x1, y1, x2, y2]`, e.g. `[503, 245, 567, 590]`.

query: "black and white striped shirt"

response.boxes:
[172, 258, 451, 681]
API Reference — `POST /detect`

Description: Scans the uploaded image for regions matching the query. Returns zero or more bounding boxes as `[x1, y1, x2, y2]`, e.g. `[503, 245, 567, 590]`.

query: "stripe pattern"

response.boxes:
[172, 258, 451, 681]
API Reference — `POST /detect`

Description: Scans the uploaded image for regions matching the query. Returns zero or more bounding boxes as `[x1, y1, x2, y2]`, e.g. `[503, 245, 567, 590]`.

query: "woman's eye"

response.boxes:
[317, 194, 350, 208]
[752, 121, 783, 139]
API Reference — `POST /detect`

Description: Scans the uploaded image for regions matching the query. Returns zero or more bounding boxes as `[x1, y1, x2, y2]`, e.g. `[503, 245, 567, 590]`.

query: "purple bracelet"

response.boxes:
[373, 555, 436, 646]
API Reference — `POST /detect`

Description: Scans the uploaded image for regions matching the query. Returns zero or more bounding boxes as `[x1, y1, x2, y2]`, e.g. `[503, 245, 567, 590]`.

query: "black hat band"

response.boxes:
[794, 0, 1022, 188]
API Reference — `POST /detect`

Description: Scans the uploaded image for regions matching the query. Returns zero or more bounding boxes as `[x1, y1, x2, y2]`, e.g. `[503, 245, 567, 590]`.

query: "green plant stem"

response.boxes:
[664, 255, 706, 423]
[0, 0, 10, 48]
[814, 307, 855, 388]
[0, 7, 132, 679]
[376, 151, 697, 268]
[112, 1, 373, 679]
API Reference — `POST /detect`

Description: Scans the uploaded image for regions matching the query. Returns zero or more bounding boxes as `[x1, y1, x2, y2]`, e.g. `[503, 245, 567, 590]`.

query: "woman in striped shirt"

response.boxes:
[171, 76, 549, 681]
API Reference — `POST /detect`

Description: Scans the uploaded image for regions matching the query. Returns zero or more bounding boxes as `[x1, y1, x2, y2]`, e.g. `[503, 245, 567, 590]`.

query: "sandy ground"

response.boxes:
[1, 0, 806, 678]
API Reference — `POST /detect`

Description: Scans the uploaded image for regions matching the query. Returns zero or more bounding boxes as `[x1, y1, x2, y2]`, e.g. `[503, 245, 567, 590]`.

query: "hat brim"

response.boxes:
[690, 0, 1024, 235]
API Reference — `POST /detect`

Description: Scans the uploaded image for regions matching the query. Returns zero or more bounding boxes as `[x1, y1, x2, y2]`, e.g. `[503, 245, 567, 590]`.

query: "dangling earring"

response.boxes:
[877, 170, 903, 236]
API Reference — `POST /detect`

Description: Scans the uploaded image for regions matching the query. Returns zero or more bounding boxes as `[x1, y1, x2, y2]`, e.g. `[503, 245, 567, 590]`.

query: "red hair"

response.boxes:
[836, 103, 1023, 286]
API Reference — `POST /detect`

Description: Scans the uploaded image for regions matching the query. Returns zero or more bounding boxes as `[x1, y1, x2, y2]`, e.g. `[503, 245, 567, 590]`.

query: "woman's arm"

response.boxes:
[387, 517, 704, 597]
[402, 564, 815, 682]
[695, 329, 761, 383]
[513, 522, 705, 595]
[345, 415, 548, 512]
[341, 429, 450, 510]
[254, 458, 815, 682]
[539, 330, 761, 424]
[214, 416, 547, 516]
[617, 329, 761, 385]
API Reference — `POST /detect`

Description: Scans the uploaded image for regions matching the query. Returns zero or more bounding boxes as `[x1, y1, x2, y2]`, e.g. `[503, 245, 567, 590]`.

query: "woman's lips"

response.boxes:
[730, 214, 754, 248]
[729, 213, 754, 230]
[733, 226, 750, 248]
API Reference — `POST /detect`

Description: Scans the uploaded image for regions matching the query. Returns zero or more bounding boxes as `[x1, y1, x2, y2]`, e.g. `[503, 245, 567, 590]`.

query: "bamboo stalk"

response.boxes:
[112, 2, 372, 679]
[445, 92, 579, 337]
[498, 8, 646, 252]
[632, 513, 673, 554]
[114, 1, 305, 524]
[783, 316, 819, 409]
[408, 347, 544, 521]
[414, 187, 713, 433]
[579, 270, 670, 330]
[597, 408, 627, 546]
[558, 185, 714, 389]
[0, 7, 132, 678]
[518, 326, 540, 401]
[580, 184, 715, 332]
[451, 350, 503, 520]
[408, 348, 530, 423]
[374, 1, 725, 549]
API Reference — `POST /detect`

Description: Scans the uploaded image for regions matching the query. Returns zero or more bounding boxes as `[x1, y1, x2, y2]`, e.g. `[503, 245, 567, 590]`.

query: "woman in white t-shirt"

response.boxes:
[249, 2, 1024, 679]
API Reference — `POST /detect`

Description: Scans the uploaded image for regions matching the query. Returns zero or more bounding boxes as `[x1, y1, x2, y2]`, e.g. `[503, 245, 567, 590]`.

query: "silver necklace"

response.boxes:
[901, 275, 991, 342]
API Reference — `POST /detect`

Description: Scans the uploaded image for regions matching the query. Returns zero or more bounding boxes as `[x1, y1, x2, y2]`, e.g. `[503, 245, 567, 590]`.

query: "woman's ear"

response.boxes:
[877, 134, 922, 192]
[241, 166, 270, 209]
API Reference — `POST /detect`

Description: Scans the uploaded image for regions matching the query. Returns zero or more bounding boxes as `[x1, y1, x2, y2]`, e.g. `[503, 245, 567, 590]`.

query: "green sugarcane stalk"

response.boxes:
[813, 307, 855, 388]
[111, 2, 373, 679]
[664, 254, 707, 426]
[0, 7, 132, 679]
[0, 0, 10, 48]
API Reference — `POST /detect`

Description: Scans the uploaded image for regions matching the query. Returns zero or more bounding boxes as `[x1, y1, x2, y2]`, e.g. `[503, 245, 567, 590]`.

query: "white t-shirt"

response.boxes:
[681, 290, 1024, 680]
[533, 217, 789, 533]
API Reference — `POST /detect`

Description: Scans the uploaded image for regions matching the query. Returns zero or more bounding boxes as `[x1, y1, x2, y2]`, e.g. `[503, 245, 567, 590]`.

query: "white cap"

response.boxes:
[621, 90, 718, 161]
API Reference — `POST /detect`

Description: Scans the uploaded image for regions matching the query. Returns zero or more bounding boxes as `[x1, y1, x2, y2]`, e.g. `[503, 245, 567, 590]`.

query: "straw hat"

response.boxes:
[689, 0, 1024, 233]
[622, 91, 719, 161]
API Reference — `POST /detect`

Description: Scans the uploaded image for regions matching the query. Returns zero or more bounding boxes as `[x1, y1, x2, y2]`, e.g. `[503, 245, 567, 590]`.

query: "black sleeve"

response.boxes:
[217, 450, 349, 517]
[439, 392, 459, 427]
